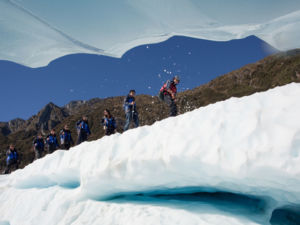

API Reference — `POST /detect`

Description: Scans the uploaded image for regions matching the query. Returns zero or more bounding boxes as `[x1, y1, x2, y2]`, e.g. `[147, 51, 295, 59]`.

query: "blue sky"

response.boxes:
[0, 35, 277, 121]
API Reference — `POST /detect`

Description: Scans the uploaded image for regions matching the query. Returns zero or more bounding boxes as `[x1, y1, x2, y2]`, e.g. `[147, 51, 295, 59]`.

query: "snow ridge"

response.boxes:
[1, 83, 300, 225]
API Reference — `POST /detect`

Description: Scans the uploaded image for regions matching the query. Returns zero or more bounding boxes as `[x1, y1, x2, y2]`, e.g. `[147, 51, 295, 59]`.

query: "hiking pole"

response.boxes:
[132, 109, 134, 122]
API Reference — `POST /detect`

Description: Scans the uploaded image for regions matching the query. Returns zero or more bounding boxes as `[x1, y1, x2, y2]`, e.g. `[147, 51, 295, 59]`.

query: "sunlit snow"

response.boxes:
[0, 83, 300, 225]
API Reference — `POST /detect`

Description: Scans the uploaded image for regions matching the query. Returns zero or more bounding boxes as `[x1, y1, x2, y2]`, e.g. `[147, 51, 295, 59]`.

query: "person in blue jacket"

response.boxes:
[46, 129, 60, 153]
[123, 90, 139, 131]
[33, 133, 44, 160]
[60, 125, 74, 150]
[101, 109, 116, 136]
[76, 116, 91, 145]
[3, 144, 19, 174]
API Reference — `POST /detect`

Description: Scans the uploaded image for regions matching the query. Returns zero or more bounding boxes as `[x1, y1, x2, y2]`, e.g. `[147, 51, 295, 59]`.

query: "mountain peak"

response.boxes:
[32, 102, 68, 133]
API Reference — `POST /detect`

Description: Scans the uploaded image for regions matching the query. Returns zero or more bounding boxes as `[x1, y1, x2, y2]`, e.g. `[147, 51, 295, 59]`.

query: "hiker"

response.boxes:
[158, 75, 180, 116]
[3, 144, 19, 174]
[76, 116, 91, 145]
[60, 125, 74, 150]
[33, 133, 44, 160]
[123, 89, 139, 131]
[46, 129, 59, 153]
[101, 109, 116, 136]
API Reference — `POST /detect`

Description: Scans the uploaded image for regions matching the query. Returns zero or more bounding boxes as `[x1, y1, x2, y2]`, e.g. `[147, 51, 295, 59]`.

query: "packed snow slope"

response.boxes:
[1, 0, 300, 67]
[1, 83, 300, 225]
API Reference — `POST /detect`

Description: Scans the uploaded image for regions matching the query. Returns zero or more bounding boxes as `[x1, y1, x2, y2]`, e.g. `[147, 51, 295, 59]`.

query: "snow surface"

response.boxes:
[1, 83, 300, 225]
[0, 0, 300, 67]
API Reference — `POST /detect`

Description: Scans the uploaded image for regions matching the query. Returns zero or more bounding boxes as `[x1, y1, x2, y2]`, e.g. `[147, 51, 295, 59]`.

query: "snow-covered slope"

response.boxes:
[1, 0, 300, 67]
[1, 83, 300, 225]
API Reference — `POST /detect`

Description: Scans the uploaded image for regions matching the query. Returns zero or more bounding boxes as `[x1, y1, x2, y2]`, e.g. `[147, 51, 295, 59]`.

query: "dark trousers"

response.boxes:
[48, 144, 57, 153]
[62, 142, 71, 150]
[164, 95, 178, 116]
[4, 160, 18, 174]
[34, 147, 43, 160]
[124, 111, 139, 131]
[105, 127, 115, 136]
[76, 130, 88, 145]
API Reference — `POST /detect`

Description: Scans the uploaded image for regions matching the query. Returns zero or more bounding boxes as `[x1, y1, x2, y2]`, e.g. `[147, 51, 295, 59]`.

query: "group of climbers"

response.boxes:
[32, 125, 75, 160]
[99, 89, 139, 135]
[2, 76, 180, 173]
[102, 75, 180, 134]
[29, 116, 91, 161]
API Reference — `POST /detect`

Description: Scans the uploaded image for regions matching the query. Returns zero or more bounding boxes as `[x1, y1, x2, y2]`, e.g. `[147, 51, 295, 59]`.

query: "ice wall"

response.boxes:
[0, 0, 300, 67]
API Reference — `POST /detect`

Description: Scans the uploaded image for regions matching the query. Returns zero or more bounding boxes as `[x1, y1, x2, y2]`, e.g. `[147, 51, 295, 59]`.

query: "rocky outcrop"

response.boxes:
[0, 118, 26, 136]
[20, 102, 69, 134]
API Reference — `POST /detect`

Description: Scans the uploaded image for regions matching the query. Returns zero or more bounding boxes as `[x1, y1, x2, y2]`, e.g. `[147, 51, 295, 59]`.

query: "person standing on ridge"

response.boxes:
[123, 89, 139, 131]
[3, 144, 19, 174]
[158, 75, 180, 116]
[60, 125, 74, 150]
[33, 133, 44, 160]
[76, 116, 91, 145]
[102, 109, 117, 136]
[46, 129, 59, 153]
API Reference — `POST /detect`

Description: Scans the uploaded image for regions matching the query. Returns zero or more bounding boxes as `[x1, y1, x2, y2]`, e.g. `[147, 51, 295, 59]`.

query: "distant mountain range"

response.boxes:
[0, 35, 278, 121]
[0, 49, 299, 173]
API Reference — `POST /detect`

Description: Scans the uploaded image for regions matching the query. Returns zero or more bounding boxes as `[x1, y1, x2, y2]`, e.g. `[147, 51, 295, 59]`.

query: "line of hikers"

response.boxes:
[2, 76, 180, 174]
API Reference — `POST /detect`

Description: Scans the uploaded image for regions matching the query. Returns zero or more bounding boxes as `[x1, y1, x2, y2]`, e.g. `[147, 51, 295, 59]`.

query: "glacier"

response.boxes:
[0, 0, 300, 67]
[0, 83, 300, 225]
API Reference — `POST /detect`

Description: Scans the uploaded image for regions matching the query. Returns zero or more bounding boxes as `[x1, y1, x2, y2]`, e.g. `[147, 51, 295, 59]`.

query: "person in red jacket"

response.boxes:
[159, 75, 180, 116]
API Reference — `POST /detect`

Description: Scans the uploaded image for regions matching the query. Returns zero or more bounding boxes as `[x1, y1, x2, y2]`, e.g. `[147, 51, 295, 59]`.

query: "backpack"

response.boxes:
[158, 91, 164, 101]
